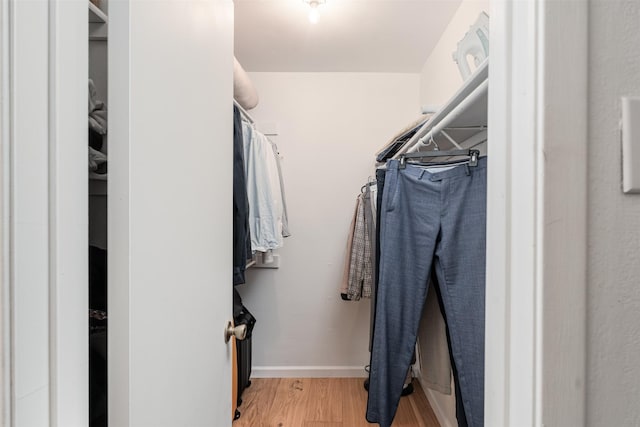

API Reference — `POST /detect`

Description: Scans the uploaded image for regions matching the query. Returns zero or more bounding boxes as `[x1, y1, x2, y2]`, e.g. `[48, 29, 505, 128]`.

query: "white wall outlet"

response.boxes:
[621, 96, 640, 194]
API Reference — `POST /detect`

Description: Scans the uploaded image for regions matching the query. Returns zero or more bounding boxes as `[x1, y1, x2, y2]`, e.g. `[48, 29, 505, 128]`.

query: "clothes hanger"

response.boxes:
[398, 120, 487, 169]
[399, 149, 480, 169]
[360, 178, 377, 193]
[428, 134, 440, 151]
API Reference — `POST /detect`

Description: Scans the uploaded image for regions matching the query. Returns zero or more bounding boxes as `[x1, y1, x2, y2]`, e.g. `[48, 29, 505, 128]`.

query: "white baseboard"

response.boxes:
[424, 386, 456, 427]
[415, 370, 457, 427]
[251, 366, 368, 378]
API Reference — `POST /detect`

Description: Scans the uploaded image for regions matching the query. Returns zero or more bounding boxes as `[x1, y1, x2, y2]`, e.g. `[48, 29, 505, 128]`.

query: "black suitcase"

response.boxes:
[233, 290, 256, 412]
[236, 332, 253, 404]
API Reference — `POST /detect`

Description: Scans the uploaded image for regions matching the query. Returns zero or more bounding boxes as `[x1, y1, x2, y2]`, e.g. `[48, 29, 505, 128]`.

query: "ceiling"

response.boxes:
[234, 0, 463, 73]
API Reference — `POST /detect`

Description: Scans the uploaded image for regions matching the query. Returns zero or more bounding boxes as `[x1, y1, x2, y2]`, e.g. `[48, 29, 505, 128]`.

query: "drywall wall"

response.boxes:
[419, 0, 489, 107]
[587, 1, 640, 425]
[236, 72, 420, 376]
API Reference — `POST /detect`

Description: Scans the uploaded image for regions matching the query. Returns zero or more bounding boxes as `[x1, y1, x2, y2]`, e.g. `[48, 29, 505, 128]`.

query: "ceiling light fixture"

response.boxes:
[303, 0, 326, 24]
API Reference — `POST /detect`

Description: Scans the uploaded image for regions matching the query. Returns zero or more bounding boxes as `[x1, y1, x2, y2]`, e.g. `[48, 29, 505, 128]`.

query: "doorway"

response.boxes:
[1, 0, 588, 426]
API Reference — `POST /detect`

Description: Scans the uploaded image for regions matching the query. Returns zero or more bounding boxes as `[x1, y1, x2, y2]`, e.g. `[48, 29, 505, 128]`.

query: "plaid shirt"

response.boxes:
[347, 194, 373, 300]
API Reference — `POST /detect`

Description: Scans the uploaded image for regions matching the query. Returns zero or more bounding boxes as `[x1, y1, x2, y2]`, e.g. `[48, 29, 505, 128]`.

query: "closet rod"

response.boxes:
[234, 99, 255, 124]
[403, 79, 488, 155]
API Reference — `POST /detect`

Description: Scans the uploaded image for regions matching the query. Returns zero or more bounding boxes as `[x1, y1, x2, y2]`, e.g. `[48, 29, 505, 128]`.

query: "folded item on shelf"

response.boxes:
[89, 79, 108, 135]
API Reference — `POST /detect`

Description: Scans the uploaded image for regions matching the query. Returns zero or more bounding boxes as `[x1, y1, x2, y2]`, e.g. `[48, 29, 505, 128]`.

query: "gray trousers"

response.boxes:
[366, 158, 487, 427]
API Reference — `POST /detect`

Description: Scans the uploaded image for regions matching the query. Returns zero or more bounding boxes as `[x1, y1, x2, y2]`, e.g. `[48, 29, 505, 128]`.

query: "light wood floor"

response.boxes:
[233, 378, 440, 427]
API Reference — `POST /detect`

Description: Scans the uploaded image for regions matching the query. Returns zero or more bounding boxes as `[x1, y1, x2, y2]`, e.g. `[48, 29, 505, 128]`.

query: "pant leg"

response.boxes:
[419, 268, 454, 396]
[375, 169, 386, 280]
[433, 158, 487, 427]
[366, 160, 442, 427]
[434, 272, 468, 426]
[369, 169, 387, 351]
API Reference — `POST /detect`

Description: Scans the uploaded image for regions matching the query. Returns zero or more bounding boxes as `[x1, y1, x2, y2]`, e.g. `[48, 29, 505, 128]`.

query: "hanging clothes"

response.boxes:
[366, 158, 487, 427]
[340, 187, 376, 301]
[347, 194, 373, 300]
[363, 183, 377, 261]
[375, 116, 429, 163]
[269, 140, 291, 238]
[242, 121, 289, 253]
[361, 183, 377, 301]
[340, 197, 359, 299]
[233, 105, 251, 285]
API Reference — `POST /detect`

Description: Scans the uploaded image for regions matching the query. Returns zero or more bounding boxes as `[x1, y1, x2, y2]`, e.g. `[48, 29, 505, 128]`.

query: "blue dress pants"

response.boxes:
[366, 158, 487, 427]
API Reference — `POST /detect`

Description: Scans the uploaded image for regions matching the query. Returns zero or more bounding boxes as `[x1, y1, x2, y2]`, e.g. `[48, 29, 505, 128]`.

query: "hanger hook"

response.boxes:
[430, 134, 440, 151]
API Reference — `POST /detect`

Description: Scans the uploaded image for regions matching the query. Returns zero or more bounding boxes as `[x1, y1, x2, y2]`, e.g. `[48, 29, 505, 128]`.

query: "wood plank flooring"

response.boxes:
[233, 378, 440, 427]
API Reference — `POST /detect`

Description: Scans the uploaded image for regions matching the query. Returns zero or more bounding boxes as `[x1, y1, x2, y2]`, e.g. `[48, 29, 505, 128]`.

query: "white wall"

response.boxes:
[237, 72, 420, 376]
[587, 1, 640, 425]
[419, 0, 489, 107]
[414, 1, 488, 424]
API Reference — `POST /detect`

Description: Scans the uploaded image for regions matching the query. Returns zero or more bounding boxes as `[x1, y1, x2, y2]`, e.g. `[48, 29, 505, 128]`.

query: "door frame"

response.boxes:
[1, 0, 9, 424]
[0, 0, 588, 426]
[1, 0, 88, 426]
[485, 0, 588, 425]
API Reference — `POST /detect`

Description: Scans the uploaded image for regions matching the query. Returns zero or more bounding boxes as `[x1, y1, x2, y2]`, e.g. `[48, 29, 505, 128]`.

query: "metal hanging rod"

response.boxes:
[440, 126, 488, 130]
[234, 99, 255, 124]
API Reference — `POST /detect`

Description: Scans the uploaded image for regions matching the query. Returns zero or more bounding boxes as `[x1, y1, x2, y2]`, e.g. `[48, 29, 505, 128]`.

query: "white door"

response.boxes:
[4, 0, 235, 426]
[108, 1, 235, 426]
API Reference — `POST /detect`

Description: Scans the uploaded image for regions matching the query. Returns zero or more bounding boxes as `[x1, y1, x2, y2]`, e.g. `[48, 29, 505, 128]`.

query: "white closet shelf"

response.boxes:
[89, 2, 107, 24]
[397, 59, 489, 155]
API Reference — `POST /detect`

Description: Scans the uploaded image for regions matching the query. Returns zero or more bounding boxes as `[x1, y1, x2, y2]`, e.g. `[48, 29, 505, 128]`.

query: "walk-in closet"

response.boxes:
[232, 2, 489, 426]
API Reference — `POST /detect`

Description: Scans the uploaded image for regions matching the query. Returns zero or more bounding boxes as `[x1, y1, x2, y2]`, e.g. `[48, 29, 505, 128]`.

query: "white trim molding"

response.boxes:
[423, 387, 455, 427]
[9, 0, 53, 425]
[107, 1, 131, 424]
[47, 1, 88, 426]
[486, 0, 588, 426]
[2, 1, 88, 426]
[251, 366, 369, 379]
[1, 0, 10, 424]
